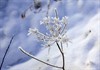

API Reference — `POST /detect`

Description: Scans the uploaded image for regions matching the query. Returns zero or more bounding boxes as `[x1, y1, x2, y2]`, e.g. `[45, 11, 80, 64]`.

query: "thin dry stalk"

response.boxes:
[56, 42, 65, 70]
[0, 35, 15, 70]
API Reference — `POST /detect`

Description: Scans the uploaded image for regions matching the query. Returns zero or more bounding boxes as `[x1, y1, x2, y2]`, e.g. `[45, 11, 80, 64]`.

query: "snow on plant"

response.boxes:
[19, 9, 69, 70]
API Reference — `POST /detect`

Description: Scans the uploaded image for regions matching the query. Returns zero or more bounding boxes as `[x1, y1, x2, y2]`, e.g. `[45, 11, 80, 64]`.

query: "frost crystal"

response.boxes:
[61, 16, 68, 24]
[28, 12, 69, 47]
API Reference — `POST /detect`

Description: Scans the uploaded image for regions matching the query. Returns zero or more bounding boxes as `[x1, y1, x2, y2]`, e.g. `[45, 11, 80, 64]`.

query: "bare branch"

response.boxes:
[19, 47, 62, 69]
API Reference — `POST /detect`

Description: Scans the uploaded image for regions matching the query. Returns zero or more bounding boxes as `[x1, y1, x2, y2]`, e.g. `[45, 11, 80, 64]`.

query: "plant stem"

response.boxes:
[56, 42, 65, 70]
[0, 35, 15, 70]
[19, 47, 62, 69]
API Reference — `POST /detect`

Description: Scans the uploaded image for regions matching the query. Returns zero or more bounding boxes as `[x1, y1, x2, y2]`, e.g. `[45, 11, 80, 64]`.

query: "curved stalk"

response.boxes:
[19, 47, 62, 69]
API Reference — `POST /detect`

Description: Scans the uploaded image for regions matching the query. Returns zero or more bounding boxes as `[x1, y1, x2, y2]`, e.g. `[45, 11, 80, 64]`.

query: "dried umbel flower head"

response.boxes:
[28, 9, 69, 48]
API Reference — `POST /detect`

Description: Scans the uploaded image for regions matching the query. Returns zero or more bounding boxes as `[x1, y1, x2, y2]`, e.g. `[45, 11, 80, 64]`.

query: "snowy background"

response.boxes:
[0, 0, 100, 70]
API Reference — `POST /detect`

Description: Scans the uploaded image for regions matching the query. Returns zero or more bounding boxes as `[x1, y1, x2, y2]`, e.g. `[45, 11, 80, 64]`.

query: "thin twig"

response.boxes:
[19, 47, 62, 69]
[56, 42, 65, 70]
[0, 35, 15, 70]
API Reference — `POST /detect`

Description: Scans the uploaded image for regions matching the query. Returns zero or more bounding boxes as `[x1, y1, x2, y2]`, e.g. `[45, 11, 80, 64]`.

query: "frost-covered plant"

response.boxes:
[28, 11, 69, 48]
[19, 9, 69, 70]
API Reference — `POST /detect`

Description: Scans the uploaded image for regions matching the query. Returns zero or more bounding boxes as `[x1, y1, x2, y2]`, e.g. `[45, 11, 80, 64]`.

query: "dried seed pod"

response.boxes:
[21, 13, 25, 18]
[34, 1, 41, 9]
